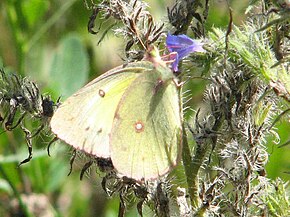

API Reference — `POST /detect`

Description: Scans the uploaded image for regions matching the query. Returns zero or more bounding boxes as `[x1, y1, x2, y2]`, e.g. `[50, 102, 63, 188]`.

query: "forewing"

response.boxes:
[50, 66, 143, 157]
[110, 65, 182, 180]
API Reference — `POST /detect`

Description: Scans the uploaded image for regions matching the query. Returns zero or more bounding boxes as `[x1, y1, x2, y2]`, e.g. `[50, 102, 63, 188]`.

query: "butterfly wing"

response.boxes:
[50, 65, 144, 157]
[110, 62, 183, 180]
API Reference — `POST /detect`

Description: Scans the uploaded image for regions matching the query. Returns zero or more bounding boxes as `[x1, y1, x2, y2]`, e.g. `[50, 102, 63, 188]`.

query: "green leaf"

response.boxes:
[49, 34, 89, 97]
[0, 179, 12, 194]
[23, 0, 49, 28]
[254, 101, 272, 127]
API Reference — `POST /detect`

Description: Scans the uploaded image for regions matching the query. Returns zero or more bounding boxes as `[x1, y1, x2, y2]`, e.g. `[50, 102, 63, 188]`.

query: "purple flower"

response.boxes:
[166, 34, 205, 71]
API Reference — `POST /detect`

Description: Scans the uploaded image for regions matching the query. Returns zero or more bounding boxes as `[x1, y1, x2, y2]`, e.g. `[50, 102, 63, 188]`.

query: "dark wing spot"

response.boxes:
[85, 126, 90, 131]
[99, 89, 105, 97]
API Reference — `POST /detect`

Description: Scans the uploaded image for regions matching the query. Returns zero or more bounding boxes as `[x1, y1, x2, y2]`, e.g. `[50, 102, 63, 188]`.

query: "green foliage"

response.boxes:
[50, 34, 89, 97]
[263, 178, 290, 217]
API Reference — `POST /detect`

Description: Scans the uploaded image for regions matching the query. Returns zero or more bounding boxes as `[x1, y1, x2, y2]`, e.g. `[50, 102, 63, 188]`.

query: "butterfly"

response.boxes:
[50, 49, 183, 181]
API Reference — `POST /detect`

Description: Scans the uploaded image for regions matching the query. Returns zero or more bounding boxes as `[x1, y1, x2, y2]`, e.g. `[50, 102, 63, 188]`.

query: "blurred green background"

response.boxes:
[0, 0, 289, 216]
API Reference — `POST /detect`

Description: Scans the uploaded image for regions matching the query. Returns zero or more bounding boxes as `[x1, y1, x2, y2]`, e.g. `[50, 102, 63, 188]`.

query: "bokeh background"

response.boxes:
[0, 0, 289, 216]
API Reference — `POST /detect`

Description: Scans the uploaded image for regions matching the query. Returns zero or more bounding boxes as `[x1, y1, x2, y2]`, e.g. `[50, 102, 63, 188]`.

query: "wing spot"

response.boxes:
[134, 121, 144, 133]
[98, 89, 105, 97]
[85, 126, 90, 131]
[97, 128, 102, 134]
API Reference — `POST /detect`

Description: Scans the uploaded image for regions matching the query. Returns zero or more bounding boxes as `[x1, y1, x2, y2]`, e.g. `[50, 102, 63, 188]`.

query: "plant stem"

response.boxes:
[175, 0, 202, 34]
[182, 124, 197, 209]
[5, 1, 25, 75]
[0, 165, 32, 217]
[25, 0, 78, 53]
